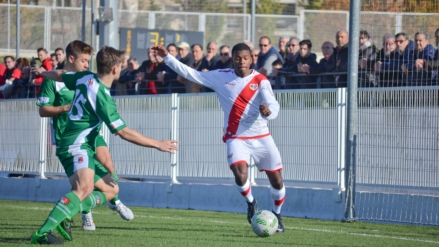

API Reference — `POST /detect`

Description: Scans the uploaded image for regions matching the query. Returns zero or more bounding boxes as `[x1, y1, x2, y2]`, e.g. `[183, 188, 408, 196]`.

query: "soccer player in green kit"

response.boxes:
[36, 41, 133, 237]
[31, 46, 179, 244]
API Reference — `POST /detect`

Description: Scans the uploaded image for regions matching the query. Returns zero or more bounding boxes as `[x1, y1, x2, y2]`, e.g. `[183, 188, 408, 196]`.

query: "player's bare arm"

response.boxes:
[116, 127, 179, 154]
[39, 103, 72, 117]
[259, 103, 271, 117]
[33, 69, 66, 82]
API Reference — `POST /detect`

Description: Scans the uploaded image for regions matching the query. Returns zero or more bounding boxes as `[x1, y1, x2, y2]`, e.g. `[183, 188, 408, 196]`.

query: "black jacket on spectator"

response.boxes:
[309, 58, 335, 88]
[326, 44, 349, 87]
[138, 60, 165, 94]
[199, 55, 220, 71]
[282, 52, 300, 70]
[406, 44, 436, 86]
[119, 69, 138, 95]
[288, 53, 318, 89]
[358, 40, 378, 87]
[374, 48, 398, 87]
[212, 58, 233, 70]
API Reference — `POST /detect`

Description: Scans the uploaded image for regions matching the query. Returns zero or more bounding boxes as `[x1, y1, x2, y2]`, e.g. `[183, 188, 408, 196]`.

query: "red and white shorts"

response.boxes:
[226, 135, 283, 172]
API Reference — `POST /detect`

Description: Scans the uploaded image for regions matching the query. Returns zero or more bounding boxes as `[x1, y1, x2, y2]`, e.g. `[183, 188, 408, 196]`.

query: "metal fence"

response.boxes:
[1, 4, 438, 53]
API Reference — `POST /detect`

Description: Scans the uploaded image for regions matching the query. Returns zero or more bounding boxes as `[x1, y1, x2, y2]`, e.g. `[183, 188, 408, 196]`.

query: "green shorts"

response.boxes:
[59, 152, 109, 183]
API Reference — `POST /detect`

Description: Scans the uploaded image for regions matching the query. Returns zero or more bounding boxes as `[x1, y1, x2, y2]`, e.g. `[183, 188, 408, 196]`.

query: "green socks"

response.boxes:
[80, 190, 107, 212]
[110, 171, 119, 205]
[38, 192, 80, 234]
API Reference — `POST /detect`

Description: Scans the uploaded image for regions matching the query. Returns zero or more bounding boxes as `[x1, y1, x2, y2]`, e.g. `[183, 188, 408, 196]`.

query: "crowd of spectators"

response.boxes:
[1, 27, 439, 98]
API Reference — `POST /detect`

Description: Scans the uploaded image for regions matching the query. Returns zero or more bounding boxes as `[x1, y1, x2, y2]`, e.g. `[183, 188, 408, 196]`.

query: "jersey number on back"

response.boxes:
[70, 90, 87, 120]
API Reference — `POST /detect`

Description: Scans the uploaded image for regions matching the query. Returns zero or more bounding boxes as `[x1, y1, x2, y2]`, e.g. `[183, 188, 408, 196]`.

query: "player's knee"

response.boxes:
[74, 184, 95, 200]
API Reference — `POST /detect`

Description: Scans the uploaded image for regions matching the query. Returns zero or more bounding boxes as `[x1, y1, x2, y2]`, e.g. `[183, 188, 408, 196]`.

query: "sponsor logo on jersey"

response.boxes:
[95, 194, 101, 205]
[249, 84, 258, 91]
[78, 157, 84, 163]
[60, 196, 70, 205]
[227, 152, 233, 159]
[110, 119, 124, 130]
[37, 97, 50, 104]
[225, 82, 236, 86]
[219, 69, 232, 73]
[88, 79, 93, 85]
[276, 162, 282, 167]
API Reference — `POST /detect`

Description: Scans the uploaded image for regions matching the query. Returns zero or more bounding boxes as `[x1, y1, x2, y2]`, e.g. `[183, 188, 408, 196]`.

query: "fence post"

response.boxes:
[337, 88, 347, 192]
[39, 117, 48, 179]
[395, 13, 402, 34]
[170, 93, 180, 184]
[148, 11, 155, 29]
[45, 7, 51, 51]
[344, 0, 360, 222]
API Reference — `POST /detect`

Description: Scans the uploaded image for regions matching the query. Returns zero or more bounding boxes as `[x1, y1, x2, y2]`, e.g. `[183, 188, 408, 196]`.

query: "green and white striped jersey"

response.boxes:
[36, 78, 75, 147]
[56, 71, 126, 158]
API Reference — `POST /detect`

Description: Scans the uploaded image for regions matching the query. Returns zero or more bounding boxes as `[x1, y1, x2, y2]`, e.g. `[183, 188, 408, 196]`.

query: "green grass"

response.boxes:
[0, 200, 438, 246]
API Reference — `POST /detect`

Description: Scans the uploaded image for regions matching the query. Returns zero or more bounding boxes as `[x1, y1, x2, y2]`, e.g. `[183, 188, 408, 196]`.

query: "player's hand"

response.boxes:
[151, 45, 169, 58]
[259, 103, 271, 117]
[31, 67, 46, 75]
[62, 103, 72, 113]
[157, 140, 179, 154]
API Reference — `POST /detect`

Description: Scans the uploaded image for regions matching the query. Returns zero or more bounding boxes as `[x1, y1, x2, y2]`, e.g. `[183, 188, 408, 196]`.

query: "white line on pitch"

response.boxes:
[4, 205, 439, 244]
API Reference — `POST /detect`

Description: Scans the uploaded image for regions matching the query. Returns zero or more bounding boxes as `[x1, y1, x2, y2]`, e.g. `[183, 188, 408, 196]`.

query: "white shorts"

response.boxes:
[226, 135, 283, 172]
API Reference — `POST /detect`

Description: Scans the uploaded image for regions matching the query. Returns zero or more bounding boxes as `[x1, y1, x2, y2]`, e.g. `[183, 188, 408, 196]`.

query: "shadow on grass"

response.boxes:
[0, 237, 29, 244]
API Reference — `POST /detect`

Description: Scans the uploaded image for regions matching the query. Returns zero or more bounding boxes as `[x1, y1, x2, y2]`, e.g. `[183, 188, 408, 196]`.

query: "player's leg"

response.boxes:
[31, 155, 97, 244]
[255, 136, 285, 232]
[95, 143, 134, 221]
[227, 139, 257, 223]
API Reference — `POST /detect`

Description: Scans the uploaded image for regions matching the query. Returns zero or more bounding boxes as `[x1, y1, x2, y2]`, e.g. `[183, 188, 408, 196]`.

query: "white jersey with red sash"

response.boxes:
[164, 54, 280, 142]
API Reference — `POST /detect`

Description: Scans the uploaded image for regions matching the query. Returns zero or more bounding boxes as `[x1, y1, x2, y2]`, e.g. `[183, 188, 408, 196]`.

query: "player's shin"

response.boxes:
[38, 191, 81, 234]
[236, 180, 254, 203]
[109, 170, 120, 205]
[270, 186, 285, 214]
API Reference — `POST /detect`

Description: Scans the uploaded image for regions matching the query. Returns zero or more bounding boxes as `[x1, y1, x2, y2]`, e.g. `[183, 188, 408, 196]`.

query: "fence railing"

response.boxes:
[1, 4, 438, 53]
[1, 87, 439, 190]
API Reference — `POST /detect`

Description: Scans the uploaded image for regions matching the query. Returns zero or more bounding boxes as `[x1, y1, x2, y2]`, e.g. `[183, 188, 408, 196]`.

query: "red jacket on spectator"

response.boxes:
[34, 57, 52, 96]
[35, 57, 52, 85]
[0, 63, 6, 98]
[5, 68, 22, 81]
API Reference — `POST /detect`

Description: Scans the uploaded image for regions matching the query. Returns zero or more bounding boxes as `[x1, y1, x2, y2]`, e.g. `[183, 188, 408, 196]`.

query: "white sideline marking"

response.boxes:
[5, 205, 439, 244]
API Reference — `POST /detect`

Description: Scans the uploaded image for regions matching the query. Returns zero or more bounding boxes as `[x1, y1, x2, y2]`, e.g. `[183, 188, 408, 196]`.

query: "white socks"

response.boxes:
[270, 186, 286, 214]
[236, 180, 254, 203]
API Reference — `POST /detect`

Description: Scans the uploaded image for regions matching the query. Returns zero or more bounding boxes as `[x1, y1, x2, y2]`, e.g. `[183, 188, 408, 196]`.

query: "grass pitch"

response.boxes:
[0, 200, 438, 246]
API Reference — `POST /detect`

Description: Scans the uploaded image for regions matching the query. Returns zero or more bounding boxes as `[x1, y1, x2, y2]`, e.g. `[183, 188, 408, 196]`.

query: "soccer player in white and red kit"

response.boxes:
[152, 43, 286, 232]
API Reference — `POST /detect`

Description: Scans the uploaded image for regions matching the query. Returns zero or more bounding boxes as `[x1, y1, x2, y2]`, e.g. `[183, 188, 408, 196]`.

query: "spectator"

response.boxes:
[112, 54, 129, 96]
[422, 28, 439, 81]
[119, 57, 139, 95]
[50, 53, 58, 69]
[377, 32, 414, 86]
[282, 37, 300, 70]
[157, 43, 180, 92]
[403, 31, 436, 85]
[278, 36, 290, 61]
[54, 47, 66, 69]
[2, 56, 22, 98]
[326, 29, 349, 87]
[15, 58, 31, 98]
[289, 39, 318, 89]
[374, 33, 397, 87]
[244, 40, 253, 49]
[256, 36, 284, 76]
[199, 41, 220, 72]
[30, 47, 53, 97]
[137, 47, 165, 94]
[212, 45, 233, 70]
[251, 48, 259, 69]
[358, 30, 377, 87]
[166, 42, 193, 93]
[269, 59, 283, 86]
[305, 41, 335, 88]
[180, 44, 204, 93]
[0, 62, 6, 98]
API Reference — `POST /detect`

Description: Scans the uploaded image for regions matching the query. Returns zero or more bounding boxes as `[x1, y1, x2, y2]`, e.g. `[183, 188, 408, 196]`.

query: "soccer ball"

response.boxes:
[251, 210, 278, 237]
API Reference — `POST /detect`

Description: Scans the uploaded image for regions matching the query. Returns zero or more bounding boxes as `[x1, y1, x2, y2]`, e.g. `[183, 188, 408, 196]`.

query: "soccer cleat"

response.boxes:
[82, 212, 96, 231]
[247, 199, 258, 224]
[56, 217, 73, 241]
[110, 201, 134, 221]
[30, 231, 64, 245]
[272, 211, 285, 233]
